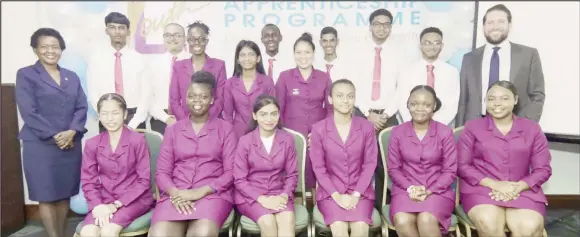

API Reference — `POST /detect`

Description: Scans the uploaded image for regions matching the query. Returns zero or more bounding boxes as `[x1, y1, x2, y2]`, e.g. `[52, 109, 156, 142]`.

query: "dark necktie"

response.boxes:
[489, 46, 500, 88]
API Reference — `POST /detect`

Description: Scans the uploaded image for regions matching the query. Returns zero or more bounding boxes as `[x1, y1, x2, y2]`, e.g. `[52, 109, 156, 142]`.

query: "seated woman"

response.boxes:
[457, 81, 551, 237]
[387, 85, 457, 237]
[234, 95, 298, 237]
[309, 79, 377, 237]
[149, 71, 237, 237]
[79, 93, 154, 237]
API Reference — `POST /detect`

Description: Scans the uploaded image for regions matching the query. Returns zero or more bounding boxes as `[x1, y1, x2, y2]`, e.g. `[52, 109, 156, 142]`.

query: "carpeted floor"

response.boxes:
[7, 209, 579, 237]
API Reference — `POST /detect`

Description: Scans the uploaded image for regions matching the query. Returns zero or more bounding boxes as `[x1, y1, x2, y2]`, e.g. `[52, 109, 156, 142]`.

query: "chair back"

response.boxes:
[377, 127, 394, 206]
[283, 128, 308, 206]
[135, 129, 163, 199]
[452, 127, 464, 206]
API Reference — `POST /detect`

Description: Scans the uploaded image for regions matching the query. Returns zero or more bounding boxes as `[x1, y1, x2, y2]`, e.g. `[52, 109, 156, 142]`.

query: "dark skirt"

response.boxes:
[22, 140, 82, 202]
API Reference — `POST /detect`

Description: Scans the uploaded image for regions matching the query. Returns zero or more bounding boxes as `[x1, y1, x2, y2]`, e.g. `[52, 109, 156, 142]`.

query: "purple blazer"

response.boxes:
[223, 73, 276, 138]
[15, 61, 88, 142]
[81, 127, 154, 211]
[156, 117, 237, 203]
[233, 128, 298, 205]
[387, 121, 457, 202]
[169, 55, 227, 120]
[309, 116, 378, 201]
[275, 68, 332, 136]
[457, 116, 552, 204]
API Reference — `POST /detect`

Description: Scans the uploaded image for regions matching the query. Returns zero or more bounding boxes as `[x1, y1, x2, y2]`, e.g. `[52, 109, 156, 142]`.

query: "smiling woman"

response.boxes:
[15, 27, 88, 237]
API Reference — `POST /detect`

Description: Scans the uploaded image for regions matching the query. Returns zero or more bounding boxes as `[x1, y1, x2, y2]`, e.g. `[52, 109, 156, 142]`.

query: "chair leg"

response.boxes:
[307, 218, 313, 237]
[455, 227, 461, 237]
[235, 223, 241, 237]
[381, 217, 389, 237]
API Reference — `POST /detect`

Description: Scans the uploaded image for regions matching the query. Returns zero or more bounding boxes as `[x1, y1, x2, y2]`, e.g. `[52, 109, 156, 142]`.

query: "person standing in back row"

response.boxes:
[456, 4, 545, 126]
[149, 23, 190, 134]
[87, 12, 152, 132]
[260, 24, 292, 83]
[276, 32, 333, 190]
[170, 21, 227, 120]
[314, 26, 351, 83]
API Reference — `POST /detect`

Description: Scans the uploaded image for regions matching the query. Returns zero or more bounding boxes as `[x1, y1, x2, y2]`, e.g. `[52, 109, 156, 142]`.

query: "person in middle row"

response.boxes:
[234, 95, 298, 237]
[149, 71, 236, 237]
[275, 32, 332, 189]
[224, 40, 276, 139]
[170, 21, 227, 120]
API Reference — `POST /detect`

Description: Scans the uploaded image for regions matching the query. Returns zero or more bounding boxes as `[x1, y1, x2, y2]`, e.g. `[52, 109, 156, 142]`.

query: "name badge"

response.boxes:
[292, 88, 299, 95]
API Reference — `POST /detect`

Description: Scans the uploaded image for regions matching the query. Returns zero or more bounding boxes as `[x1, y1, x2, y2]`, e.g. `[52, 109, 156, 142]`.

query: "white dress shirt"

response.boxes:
[314, 48, 351, 82]
[261, 47, 294, 84]
[481, 40, 511, 114]
[148, 50, 191, 122]
[351, 35, 407, 118]
[398, 59, 460, 126]
[87, 46, 152, 129]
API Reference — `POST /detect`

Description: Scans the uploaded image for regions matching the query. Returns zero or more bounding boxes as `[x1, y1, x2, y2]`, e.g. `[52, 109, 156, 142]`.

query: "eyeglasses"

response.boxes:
[163, 33, 184, 39]
[421, 41, 443, 47]
[372, 22, 392, 29]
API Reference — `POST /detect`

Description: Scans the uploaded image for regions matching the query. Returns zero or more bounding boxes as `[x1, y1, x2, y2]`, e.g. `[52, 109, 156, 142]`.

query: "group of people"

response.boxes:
[15, 3, 550, 237]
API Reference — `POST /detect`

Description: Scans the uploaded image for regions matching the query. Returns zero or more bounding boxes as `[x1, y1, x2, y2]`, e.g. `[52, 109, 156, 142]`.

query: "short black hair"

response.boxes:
[330, 79, 355, 95]
[293, 32, 315, 52]
[487, 81, 518, 97]
[187, 21, 210, 35]
[191, 71, 216, 95]
[483, 4, 512, 24]
[30, 28, 66, 50]
[105, 12, 130, 28]
[262, 24, 280, 33]
[369, 9, 393, 23]
[320, 26, 338, 38]
[420, 27, 443, 41]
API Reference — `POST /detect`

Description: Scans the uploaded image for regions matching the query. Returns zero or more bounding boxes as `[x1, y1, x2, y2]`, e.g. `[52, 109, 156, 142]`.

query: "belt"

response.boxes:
[369, 109, 385, 114]
[127, 107, 137, 114]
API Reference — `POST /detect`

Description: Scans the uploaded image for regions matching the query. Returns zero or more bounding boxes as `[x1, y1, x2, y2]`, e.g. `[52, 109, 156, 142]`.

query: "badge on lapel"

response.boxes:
[292, 88, 299, 95]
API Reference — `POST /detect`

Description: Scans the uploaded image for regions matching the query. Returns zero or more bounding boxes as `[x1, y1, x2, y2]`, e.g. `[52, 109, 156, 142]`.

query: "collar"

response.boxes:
[485, 114, 525, 132]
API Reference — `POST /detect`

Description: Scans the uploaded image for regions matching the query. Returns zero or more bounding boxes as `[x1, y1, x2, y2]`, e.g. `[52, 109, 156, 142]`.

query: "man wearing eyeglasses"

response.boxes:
[397, 27, 460, 127]
[148, 23, 191, 134]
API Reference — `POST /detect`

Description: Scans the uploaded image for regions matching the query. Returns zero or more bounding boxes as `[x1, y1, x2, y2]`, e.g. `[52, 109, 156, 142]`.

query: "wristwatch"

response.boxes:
[352, 191, 361, 198]
[113, 200, 123, 208]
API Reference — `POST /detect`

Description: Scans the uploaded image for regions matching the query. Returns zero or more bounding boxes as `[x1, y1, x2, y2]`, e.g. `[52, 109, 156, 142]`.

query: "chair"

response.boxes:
[378, 127, 462, 237]
[310, 134, 383, 237]
[452, 127, 548, 237]
[234, 128, 312, 237]
[74, 129, 163, 237]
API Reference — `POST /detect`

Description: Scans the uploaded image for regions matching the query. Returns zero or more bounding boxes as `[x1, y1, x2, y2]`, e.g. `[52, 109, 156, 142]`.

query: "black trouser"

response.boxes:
[98, 107, 146, 133]
[354, 107, 399, 209]
[150, 109, 169, 135]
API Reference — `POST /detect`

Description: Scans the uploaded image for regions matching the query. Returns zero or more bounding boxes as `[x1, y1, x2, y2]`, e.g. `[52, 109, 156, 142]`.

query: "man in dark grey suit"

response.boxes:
[456, 4, 545, 126]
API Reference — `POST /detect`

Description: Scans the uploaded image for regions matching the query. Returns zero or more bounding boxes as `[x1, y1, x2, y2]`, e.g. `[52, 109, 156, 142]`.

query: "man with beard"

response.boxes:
[456, 4, 545, 126]
[87, 12, 152, 132]
[260, 23, 291, 83]
[149, 23, 191, 134]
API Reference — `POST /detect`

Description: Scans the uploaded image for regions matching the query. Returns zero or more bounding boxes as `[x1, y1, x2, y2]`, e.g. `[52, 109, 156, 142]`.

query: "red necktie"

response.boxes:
[326, 64, 333, 74]
[427, 64, 435, 88]
[371, 47, 382, 101]
[268, 58, 275, 78]
[114, 51, 124, 96]
[168, 56, 178, 115]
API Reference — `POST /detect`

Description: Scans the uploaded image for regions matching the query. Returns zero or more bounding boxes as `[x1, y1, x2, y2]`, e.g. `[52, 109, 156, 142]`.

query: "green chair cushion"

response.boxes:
[381, 204, 458, 228]
[239, 204, 309, 233]
[454, 204, 474, 226]
[221, 210, 235, 230]
[76, 210, 153, 234]
[312, 205, 381, 230]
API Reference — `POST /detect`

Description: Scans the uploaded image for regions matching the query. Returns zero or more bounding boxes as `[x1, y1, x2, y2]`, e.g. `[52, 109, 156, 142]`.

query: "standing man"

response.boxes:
[398, 27, 460, 127]
[315, 26, 351, 82]
[148, 23, 190, 134]
[87, 12, 152, 132]
[457, 4, 545, 126]
[260, 23, 291, 83]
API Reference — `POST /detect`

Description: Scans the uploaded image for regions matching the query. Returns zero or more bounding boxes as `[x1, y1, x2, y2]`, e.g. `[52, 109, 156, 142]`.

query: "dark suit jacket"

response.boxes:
[456, 42, 545, 126]
[15, 61, 88, 142]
